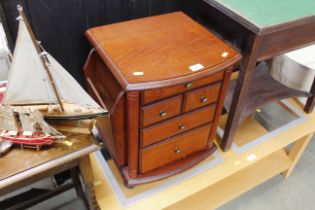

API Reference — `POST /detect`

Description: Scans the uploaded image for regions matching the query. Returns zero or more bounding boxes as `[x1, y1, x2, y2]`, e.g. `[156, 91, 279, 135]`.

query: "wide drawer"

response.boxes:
[142, 71, 224, 104]
[141, 105, 216, 147]
[139, 124, 211, 173]
[183, 83, 221, 112]
[141, 95, 182, 127]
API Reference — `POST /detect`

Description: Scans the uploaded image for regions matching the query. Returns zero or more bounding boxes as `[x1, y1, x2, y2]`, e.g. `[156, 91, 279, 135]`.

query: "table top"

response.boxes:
[86, 12, 240, 91]
[205, 0, 315, 34]
[0, 132, 99, 182]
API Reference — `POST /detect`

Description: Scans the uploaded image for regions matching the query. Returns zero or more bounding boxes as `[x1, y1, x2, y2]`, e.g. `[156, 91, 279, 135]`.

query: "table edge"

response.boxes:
[204, 0, 315, 35]
[0, 144, 100, 191]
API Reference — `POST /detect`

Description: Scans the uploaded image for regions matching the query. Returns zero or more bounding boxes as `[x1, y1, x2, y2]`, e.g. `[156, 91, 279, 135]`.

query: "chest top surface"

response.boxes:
[205, 0, 315, 34]
[86, 12, 240, 91]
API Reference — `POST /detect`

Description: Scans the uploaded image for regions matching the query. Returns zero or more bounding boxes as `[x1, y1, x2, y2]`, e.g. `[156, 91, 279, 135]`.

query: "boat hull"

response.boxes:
[1, 132, 62, 146]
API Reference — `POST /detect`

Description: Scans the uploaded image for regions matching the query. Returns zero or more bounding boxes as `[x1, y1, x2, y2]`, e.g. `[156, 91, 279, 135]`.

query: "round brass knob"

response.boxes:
[160, 110, 167, 117]
[185, 83, 192, 89]
[178, 124, 185, 130]
[174, 147, 181, 154]
[200, 97, 208, 103]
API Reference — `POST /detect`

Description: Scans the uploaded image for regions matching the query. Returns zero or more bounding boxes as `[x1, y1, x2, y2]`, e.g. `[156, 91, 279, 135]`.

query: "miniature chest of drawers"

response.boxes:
[84, 12, 241, 187]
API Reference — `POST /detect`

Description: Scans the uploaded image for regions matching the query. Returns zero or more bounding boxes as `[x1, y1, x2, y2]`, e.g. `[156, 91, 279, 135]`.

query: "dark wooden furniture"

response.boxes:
[203, 0, 315, 151]
[0, 133, 100, 210]
[83, 12, 241, 187]
[224, 62, 311, 124]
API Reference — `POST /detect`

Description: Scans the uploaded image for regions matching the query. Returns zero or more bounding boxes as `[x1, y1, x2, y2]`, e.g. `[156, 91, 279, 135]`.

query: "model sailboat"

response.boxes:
[0, 106, 65, 150]
[2, 5, 107, 120]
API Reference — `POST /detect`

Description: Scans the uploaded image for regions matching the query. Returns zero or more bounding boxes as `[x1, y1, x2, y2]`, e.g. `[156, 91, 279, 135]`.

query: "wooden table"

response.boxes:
[90, 98, 314, 210]
[203, 0, 315, 151]
[0, 132, 100, 210]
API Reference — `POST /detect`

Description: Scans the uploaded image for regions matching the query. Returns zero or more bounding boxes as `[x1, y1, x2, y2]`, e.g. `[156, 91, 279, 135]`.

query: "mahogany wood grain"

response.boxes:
[141, 104, 216, 147]
[140, 124, 211, 173]
[141, 95, 183, 127]
[84, 50, 127, 166]
[85, 12, 240, 91]
[83, 50, 122, 111]
[142, 71, 224, 104]
[84, 12, 241, 185]
[126, 92, 140, 178]
[121, 147, 216, 187]
[183, 83, 221, 112]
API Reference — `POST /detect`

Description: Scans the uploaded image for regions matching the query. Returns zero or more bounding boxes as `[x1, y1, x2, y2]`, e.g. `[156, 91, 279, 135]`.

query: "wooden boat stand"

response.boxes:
[20, 144, 42, 151]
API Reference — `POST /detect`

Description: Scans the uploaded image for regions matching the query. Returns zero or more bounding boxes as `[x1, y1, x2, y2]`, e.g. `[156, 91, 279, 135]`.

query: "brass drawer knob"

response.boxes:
[178, 124, 186, 130]
[185, 82, 192, 89]
[174, 147, 181, 154]
[200, 97, 208, 103]
[160, 110, 167, 117]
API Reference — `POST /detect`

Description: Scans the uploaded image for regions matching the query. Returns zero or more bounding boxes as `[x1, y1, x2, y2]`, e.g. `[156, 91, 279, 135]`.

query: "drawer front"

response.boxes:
[142, 71, 224, 104]
[140, 124, 211, 173]
[142, 95, 182, 127]
[183, 83, 221, 112]
[141, 105, 216, 147]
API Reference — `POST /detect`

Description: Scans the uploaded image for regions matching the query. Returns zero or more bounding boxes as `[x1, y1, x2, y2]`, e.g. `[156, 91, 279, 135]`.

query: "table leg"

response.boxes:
[305, 77, 315, 113]
[222, 35, 263, 151]
[71, 167, 89, 209]
[79, 155, 100, 210]
[282, 133, 313, 178]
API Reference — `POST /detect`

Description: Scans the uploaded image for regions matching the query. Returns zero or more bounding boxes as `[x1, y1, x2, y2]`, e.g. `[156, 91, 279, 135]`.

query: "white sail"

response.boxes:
[19, 112, 35, 132]
[2, 19, 57, 105]
[0, 106, 18, 130]
[46, 53, 104, 111]
[32, 110, 63, 136]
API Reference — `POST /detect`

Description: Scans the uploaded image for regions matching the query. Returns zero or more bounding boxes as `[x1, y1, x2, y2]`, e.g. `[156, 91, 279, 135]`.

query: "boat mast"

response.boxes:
[17, 5, 64, 112]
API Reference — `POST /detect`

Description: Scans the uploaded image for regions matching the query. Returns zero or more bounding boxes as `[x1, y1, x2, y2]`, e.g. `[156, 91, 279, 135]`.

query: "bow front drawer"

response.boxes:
[139, 124, 211, 173]
[141, 95, 182, 127]
[141, 105, 216, 147]
[142, 71, 224, 104]
[183, 83, 221, 112]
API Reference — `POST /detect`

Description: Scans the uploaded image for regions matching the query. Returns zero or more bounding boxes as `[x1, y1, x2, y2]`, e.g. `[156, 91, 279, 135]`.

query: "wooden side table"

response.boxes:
[203, 0, 315, 150]
[0, 133, 100, 210]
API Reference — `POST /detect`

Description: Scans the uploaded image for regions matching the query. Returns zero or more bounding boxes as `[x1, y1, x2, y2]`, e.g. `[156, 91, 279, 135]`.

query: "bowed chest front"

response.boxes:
[84, 12, 241, 187]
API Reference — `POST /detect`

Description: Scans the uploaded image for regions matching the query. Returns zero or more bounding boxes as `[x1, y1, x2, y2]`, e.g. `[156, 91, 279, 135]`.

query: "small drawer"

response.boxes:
[142, 71, 224, 104]
[141, 105, 216, 147]
[140, 124, 211, 173]
[142, 95, 182, 127]
[183, 83, 221, 112]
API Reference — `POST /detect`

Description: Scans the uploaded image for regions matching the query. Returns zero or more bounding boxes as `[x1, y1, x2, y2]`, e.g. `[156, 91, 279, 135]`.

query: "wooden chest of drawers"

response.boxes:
[84, 12, 241, 187]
